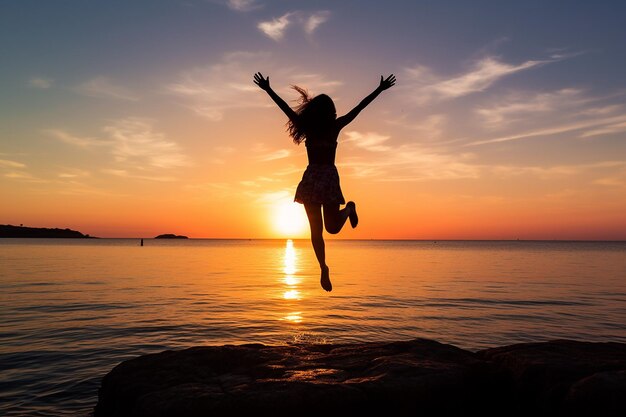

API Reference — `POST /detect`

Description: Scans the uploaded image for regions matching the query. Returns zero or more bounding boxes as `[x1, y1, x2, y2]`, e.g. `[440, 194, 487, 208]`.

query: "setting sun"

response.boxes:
[273, 200, 308, 237]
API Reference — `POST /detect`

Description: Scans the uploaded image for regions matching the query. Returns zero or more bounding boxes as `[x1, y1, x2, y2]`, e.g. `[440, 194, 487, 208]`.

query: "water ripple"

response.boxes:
[1, 239, 624, 416]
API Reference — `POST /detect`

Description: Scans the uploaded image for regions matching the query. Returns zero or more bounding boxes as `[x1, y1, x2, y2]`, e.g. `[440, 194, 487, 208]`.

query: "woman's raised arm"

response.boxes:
[253, 72, 297, 122]
[336, 74, 396, 129]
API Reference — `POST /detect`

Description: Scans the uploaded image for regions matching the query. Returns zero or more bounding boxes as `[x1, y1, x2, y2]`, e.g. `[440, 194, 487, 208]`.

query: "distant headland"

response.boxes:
[154, 233, 188, 239]
[0, 224, 93, 238]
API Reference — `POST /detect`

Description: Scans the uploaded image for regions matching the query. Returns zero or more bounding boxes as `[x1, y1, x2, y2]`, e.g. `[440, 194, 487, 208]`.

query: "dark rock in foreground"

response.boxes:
[154, 234, 188, 239]
[479, 340, 626, 416]
[0, 224, 92, 238]
[95, 339, 626, 417]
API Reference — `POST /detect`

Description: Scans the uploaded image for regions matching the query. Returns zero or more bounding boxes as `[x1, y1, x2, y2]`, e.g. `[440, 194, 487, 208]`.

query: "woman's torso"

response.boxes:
[304, 124, 340, 165]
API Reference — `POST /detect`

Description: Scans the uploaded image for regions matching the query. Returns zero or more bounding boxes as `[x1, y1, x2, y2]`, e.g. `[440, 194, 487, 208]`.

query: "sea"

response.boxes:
[1, 238, 625, 416]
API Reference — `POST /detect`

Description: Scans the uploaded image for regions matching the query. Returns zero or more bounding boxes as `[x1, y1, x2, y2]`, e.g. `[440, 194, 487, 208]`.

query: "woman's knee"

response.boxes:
[325, 223, 340, 234]
[322, 204, 340, 234]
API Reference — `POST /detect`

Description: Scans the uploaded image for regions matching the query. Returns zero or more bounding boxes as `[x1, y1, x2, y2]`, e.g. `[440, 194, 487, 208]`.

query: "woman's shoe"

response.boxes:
[347, 201, 358, 228]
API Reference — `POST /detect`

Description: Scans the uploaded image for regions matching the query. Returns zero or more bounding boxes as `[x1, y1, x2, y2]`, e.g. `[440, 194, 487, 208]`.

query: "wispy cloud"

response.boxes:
[545, 48, 586, 60]
[405, 56, 553, 104]
[251, 189, 293, 205]
[489, 161, 626, 190]
[579, 120, 626, 138]
[304, 11, 330, 35]
[489, 161, 625, 180]
[48, 118, 190, 174]
[257, 148, 291, 161]
[452, 79, 626, 146]
[0, 156, 46, 183]
[342, 149, 480, 182]
[28, 77, 53, 89]
[468, 112, 626, 146]
[0, 159, 26, 169]
[76, 76, 139, 101]
[341, 132, 480, 181]
[240, 175, 279, 187]
[3, 171, 45, 182]
[52, 181, 119, 196]
[575, 103, 624, 117]
[1, 163, 48, 183]
[168, 51, 270, 120]
[168, 51, 341, 120]
[343, 131, 392, 152]
[433, 58, 544, 97]
[258, 11, 331, 41]
[258, 13, 292, 41]
[49, 168, 116, 197]
[593, 164, 626, 187]
[101, 168, 176, 182]
[476, 88, 583, 128]
[57, 168, 91, 179]
[388, 114, 447, 141]
[287, 73, 342, 93]
[226, 0, 261, 12]
[341, 130, 626, 188]
[103, 118, 189, 169]
[252, 143, 292, 161]
[45, 129, 109, 147]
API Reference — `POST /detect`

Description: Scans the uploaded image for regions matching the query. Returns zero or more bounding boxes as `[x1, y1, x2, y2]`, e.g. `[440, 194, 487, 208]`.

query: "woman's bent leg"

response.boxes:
[304, 203, 332, 292]
[323, 204, 351, 234]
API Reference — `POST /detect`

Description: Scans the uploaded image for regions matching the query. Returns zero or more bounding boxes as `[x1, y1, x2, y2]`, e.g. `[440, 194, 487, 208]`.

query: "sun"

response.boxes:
[273, 200, 308, 237]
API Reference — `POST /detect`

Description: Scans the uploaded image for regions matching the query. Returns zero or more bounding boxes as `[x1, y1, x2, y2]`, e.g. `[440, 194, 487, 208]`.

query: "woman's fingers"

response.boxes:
[378, 74, 395, 89]
[382, 74, 396, 88]
[253, 72, 269, 88]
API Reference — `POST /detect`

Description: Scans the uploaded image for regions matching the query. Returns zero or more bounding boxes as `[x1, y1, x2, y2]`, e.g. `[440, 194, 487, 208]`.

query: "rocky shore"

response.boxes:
[95, 338, 626, 417]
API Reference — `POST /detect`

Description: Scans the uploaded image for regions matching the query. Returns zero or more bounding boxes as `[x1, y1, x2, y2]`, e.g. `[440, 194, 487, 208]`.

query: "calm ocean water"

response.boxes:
[1, 238, 625, 416]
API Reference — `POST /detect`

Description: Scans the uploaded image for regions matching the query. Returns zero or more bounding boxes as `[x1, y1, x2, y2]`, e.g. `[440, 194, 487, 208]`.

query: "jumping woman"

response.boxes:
[253, 72, 396, 292]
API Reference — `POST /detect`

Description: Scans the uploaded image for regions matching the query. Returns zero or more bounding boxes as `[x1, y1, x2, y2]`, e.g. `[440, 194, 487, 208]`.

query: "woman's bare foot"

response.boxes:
[320, 265, 332, 292]
[347, 201, 358, 228]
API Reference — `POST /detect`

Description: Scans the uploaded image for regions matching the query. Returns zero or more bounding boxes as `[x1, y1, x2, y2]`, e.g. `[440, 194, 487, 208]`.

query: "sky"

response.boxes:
[1, 0, 625, 239]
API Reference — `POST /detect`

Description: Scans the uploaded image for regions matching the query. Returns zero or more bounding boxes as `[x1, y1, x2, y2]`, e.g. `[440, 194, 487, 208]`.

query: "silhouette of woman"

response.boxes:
[254, 72, 396, 291]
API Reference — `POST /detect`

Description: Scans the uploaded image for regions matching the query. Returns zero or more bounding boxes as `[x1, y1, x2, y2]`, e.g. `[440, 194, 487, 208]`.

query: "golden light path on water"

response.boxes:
[282, 239, 302, 323]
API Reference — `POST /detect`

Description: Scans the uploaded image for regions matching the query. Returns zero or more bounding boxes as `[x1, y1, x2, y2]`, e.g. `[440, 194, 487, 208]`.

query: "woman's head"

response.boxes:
[287, 86, 336, 145]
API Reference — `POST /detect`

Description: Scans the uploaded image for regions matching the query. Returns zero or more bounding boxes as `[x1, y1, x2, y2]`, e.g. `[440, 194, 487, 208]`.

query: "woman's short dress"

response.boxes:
[294, 164, 345, 205]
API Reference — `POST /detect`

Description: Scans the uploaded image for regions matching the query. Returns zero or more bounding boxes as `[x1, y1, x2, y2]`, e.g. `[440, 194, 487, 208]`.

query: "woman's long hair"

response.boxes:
[287, 86, 336, 145]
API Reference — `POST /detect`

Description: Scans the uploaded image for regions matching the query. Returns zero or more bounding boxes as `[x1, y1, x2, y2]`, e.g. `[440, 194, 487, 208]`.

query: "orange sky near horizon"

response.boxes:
[3, 141, 625, 240]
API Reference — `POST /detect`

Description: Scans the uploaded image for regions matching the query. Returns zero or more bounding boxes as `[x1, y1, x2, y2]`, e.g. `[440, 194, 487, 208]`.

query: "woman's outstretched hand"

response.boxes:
[253, 72, 270, 91]
[379, 74, 396, 90]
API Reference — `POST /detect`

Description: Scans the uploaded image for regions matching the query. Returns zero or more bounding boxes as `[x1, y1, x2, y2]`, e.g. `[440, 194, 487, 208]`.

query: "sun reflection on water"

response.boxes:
[281, 239, 303, 322]
[283, 239, 298, 277]
[284, 312, 303, 323]
[283, 289, 300, 300]
[284, 275, 299, 286]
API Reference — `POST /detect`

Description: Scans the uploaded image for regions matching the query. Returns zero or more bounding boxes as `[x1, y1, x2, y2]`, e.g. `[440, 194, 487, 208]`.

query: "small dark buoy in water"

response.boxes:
[140, 238, 144, 246]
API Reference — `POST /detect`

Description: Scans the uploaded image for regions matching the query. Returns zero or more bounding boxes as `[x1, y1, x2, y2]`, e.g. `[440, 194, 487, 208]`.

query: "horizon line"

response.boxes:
[9, 237, 624, 242]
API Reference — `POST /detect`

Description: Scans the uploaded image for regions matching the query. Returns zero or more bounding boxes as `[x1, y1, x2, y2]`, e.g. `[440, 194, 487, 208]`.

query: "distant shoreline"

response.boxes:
[0, 224, 94, 238]
[1, 225, 623, 241]
[1, 235, 624, 243]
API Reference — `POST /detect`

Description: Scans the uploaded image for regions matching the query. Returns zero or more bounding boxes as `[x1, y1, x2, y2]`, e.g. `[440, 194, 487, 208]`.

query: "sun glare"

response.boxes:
[273, 200, 308, 237]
